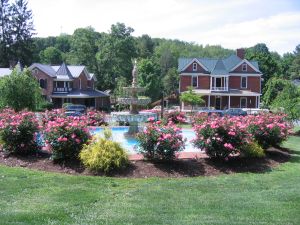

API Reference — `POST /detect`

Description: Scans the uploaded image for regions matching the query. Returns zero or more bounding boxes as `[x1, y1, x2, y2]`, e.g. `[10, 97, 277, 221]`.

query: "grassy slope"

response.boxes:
[0, 136, 299, 225]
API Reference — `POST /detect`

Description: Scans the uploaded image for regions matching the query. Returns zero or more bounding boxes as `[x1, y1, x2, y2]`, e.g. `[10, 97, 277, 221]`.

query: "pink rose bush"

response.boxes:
[0, 109, 40, 155]
[43, 116, 91, 160]
[192, 112, 293, 159]
[164, 111, 187, 124]
[246, 113, 292, 148]
[137, 118, 185, 160]
[193, 116, 249, 158]
[86, 109, 107, 126]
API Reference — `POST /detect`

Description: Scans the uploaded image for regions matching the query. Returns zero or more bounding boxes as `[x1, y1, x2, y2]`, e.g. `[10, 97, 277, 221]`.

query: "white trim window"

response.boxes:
[240, 97, 247, 108]
[192, 63, 197, 71]
[242, 63, 247, 72]
[241, 76, 247, 88]
[192, 76, 198, 87]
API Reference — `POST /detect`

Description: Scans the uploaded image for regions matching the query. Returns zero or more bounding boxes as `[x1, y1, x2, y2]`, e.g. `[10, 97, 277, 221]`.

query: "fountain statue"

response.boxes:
[111, 60, 158, 135]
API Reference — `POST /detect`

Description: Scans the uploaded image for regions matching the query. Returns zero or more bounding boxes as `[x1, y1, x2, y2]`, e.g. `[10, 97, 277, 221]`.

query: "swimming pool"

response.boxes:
[90, 127, 199, 153]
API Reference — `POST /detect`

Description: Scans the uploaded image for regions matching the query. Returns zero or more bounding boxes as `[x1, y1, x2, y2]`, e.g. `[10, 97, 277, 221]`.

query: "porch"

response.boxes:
[181, 89, 261, 110]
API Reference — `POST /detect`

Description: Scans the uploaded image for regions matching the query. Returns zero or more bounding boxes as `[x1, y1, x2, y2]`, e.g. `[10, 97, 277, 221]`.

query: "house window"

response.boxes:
[33, 68, 38, 74]
[192, 63, 197, 71]
[241, 76, 247, 88]
[192, 76, 198, 87]
[240, 97, 247, 108]
[39, 79, 46, 89]
[242, 63, 247, 72]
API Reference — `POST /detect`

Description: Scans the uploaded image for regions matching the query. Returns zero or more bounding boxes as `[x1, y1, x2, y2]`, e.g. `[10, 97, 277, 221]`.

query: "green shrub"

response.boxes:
[80, 135, 128, 173]
[241, 142, 265, 158]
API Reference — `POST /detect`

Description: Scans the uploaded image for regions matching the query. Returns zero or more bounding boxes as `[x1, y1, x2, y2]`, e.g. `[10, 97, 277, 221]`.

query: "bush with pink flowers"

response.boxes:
[164, 111, 186, 124]
[246, 113, 292, 148]
[86, 109, 107, 126]
[193, 116, 249, 159]
[0, 109, 40, 155]
[43, 116, 91, 160]
[137, 119, 185, 160]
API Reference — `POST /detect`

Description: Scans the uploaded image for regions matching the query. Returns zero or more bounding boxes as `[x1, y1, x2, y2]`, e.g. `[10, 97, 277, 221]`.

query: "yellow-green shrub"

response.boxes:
[79, 136, 128, 173]
[241, 141, 265, 158]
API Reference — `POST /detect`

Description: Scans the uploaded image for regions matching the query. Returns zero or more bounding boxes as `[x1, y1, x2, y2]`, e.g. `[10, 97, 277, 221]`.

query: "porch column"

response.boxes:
[208, 95, 210, 107]
[258, 96, 260, 108]
[210, 76, 212, 90]
[181, 101, 185, 111]
[228, 95, 231, 109]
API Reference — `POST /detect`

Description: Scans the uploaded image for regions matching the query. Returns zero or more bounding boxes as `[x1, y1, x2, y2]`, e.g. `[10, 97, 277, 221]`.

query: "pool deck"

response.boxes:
[128, 152, 207, 160]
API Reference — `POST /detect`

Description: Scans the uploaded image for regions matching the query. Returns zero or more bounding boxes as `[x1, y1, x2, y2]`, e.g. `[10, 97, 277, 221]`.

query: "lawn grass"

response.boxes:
[0, 135, 300, 224]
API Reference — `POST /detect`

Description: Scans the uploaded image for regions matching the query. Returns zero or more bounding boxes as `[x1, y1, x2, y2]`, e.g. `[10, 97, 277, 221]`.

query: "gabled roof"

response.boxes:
[29, 63, 93, 80]
[178, 54, 261, 75]
[29, 63, 56, 77]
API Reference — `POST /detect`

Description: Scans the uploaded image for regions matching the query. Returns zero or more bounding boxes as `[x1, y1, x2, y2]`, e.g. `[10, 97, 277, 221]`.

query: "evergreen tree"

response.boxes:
[10, 0, 35, 66]
[0, 0, 12, 67]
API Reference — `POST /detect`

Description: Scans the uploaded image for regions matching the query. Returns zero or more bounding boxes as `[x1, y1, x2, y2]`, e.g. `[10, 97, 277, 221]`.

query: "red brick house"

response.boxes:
[179, 49, 262, 110]
[29, 63, 110, 110]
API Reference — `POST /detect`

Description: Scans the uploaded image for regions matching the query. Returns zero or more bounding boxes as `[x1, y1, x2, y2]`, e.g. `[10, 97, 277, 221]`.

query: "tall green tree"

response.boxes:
[0, 68, 42, 111]
[245, 43, 280, 92]
[136, 34, 154, 58]
[137, 58, 161, 101]
[39, 47, 63, 64]
[263, 77, 300, 120]
[96, 22, 137, 90]
[163, 67, 179, 95]
[68, 27, 100, 73]
[290, 44, 300, 80]
[10, 0, 35, 66]
[0, 0, 12, 67]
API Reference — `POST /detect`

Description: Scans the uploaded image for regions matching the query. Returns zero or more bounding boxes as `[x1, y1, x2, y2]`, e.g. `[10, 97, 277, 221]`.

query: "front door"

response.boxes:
[215, 97, 221, 110]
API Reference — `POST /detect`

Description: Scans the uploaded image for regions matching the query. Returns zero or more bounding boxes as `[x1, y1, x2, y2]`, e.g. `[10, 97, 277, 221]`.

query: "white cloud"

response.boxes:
[28, 0, 300, 54]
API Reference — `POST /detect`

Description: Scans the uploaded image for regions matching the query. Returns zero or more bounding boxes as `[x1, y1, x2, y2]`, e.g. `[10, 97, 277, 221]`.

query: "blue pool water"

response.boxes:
[90, 127, 198, 153]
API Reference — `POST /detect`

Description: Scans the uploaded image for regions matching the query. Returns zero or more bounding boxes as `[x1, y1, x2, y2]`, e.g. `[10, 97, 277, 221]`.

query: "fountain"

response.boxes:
[111, 60, 158, 135]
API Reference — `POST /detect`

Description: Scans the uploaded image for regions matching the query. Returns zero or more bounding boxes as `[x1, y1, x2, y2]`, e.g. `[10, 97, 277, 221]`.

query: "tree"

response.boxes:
[9, 0, 35, 66]
[136, 34, 154, 58]
[163, 67, 179, 95]
[0, 0, 12, 67]
[290, 44, 300, 80]
[137, 58, 161, 101]
[68, 27, 100, 74]
[96, 23, 137, 90]
[0, 68, 42, 111]
[245, 43, 280, 92]
[39, 47, 63, 64]
[180, 87, 204, 112]
[263, 77, 300, 120]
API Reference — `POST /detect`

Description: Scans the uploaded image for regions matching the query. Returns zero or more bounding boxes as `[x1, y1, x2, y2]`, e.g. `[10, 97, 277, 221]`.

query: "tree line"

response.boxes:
[0, 1, 299, 118]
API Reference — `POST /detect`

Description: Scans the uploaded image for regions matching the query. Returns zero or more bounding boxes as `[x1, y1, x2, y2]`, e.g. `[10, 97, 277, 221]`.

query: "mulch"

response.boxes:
[0, 147, 291, 178]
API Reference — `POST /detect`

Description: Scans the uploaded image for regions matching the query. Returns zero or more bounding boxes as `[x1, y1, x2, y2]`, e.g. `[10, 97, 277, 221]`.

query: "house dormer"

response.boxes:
[179, 58, 209, 73]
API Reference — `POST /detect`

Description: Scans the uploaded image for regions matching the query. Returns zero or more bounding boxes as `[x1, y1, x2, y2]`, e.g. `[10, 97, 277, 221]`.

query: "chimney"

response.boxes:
[236, 48, 245, 59]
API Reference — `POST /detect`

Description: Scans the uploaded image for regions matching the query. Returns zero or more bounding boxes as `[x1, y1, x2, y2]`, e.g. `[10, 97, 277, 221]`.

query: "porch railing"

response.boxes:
[53, 87, 72, 92]
[210, 86, 228, 91]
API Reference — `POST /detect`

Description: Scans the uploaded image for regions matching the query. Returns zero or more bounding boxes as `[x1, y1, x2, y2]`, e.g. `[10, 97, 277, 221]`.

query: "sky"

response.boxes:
[28, 0, 300, 55]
